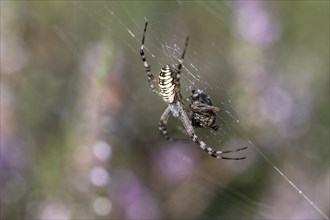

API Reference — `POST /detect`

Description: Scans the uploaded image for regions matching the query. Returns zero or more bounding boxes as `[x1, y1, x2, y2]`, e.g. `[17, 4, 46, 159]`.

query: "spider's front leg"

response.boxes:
[179, 106, 246, 160]
[140, 21, 159, 95]
[158, 106, 173, 141]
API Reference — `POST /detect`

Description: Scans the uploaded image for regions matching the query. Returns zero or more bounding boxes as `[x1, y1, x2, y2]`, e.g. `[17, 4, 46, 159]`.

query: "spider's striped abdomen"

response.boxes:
[158, 65, 176, 103]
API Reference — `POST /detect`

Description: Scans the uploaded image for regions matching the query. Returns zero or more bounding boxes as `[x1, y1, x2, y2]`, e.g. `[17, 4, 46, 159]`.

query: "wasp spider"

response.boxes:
[140, 21, 246, 159]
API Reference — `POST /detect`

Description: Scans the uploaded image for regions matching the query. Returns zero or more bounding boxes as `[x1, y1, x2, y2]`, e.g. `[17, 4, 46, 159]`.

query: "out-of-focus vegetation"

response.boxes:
[1, 1, 329, 219]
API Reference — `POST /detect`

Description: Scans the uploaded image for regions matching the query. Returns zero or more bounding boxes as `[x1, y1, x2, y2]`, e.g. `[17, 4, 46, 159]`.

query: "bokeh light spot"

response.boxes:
[90, 166, 111, 187]
[92, 140, 112, 161]
[93, 197, 112, 216]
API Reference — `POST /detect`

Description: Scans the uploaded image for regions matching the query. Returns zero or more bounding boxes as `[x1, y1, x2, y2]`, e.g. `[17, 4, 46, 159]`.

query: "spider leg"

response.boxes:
[191, 101, 220, 112]
[184, 89, 197, 103]
[158, 106, 173, 141]
[140, 21, 159, 95]
[169, 37, 189, 102]
[176, 36, 189, 78]
[218, 146, 248, 154]
[211, 124, 219, 131]
[178, 105, 246, 160]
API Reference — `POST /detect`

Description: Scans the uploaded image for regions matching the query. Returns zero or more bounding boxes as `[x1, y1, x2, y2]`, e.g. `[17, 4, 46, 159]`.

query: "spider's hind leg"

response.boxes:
[158, 106, 173, 141]
[211, 124, 219, 131]
[179, 106, 246, 160]
[191, 134, 246, 160]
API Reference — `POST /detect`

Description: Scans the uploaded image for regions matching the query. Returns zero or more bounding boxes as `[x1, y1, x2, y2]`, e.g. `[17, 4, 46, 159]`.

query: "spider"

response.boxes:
[140, 21, 246, 159]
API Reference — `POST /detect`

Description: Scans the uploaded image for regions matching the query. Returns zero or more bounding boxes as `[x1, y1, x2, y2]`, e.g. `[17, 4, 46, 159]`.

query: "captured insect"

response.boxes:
[140, 21, 246, 159]
[188, 89, 220, 131]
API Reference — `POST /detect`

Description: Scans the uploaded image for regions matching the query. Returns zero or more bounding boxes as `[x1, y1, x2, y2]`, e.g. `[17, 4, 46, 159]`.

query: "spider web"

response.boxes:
[2, 1, 328, 220]
[69, 2, 328, 219]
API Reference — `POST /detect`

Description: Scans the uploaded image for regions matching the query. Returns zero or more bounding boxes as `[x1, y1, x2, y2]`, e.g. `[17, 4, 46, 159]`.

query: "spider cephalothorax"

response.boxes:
[140, 21, 246, 159]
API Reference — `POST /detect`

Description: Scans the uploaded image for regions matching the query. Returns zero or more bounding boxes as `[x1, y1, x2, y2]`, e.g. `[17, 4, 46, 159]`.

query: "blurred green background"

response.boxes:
[1, 1, 329, 219]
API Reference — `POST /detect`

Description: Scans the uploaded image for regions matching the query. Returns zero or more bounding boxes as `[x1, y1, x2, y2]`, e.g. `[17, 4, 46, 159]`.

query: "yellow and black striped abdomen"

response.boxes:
[158, 65, 176, 103]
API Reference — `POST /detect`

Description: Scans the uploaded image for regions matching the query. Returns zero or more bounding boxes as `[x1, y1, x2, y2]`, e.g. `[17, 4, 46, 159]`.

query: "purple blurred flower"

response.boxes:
[233, 1, 281, 47]
[1, 138, 27, 177]
[114, 172, 159, 219]
[152, 143, 198, 183]
[39, 202, 71, 220]
[259, 85, 293, 124]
